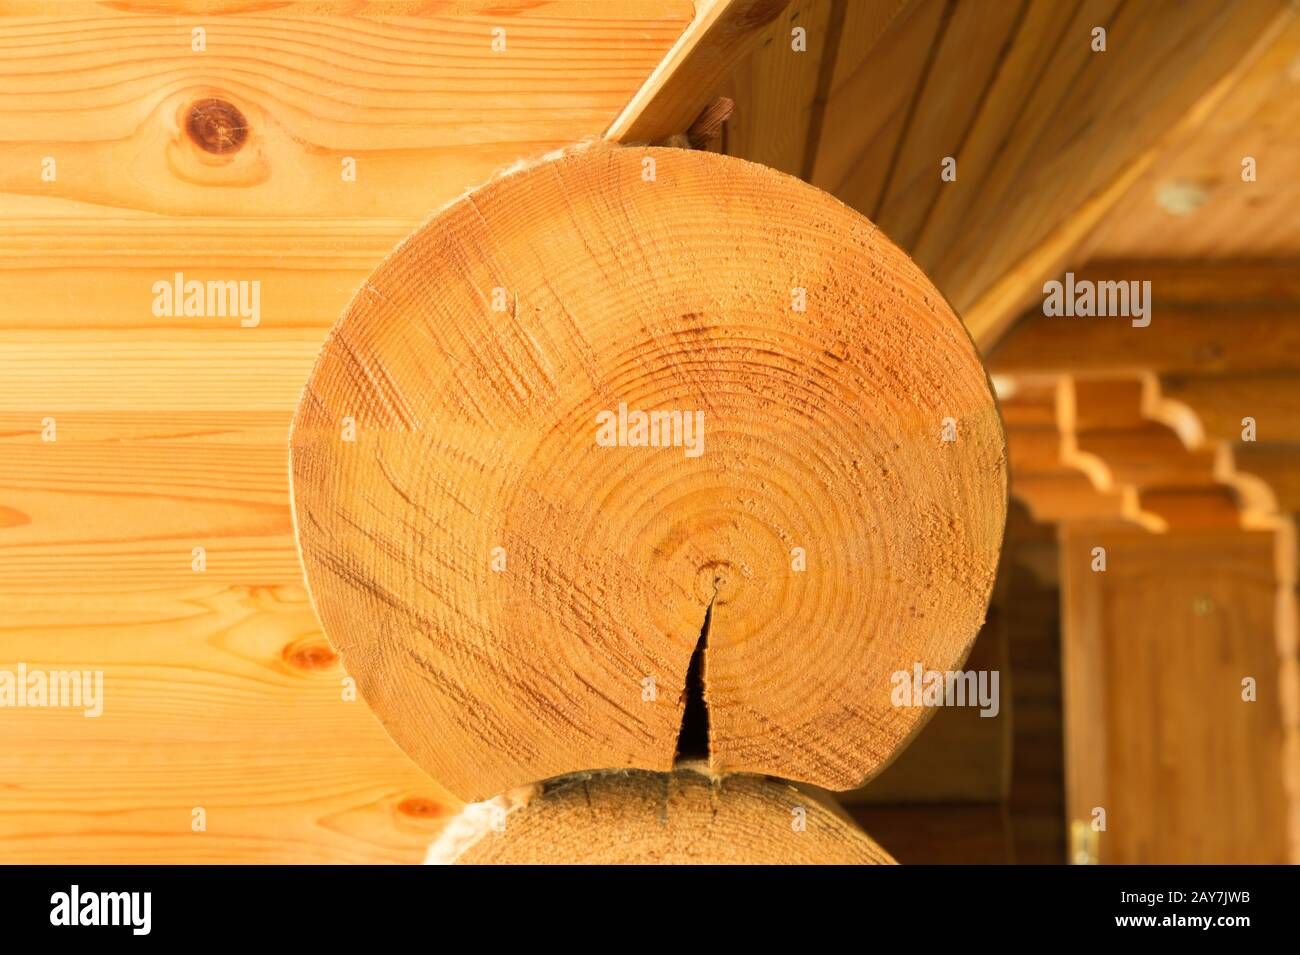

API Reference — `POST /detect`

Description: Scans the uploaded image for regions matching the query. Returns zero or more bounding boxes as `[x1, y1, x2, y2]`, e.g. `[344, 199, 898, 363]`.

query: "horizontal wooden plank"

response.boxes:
[0, 2, 692, 219]
[0, 331, 321, 411]
[991, 307, 1300, 375]
[1011, 473, 1130, 525]
[1070, 427, 1220, 490]
[1007, 425, 1063, 474]
[1160, 372, 1300, 443]
[0, 427, 300, 590]
[1075, 260, 1300, 305]
[0, 582, 454, 863]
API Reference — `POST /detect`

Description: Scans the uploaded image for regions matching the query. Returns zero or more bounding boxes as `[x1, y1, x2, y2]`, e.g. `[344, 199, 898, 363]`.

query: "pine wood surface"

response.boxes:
[0, 0, 691, 864]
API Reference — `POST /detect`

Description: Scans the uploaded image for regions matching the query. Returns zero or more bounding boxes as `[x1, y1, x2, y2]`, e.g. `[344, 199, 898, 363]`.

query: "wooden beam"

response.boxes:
[1007, 425, 1065, 474]
[606, 0, 791, 143]
[1137, 487, 1244, 531]
[1069, 427, 1220, 491]
[1064, 378, 1147, 432]
[1000, 379, 1139, 527]
[1000, 373, 1283, 532]
[1075, 260, 1300, 305]
[956, 145, 1158, 351]
[1012, 473, 1132, 526]
[1159, 373, 1300, 443]
[990, 306, 1300, 376]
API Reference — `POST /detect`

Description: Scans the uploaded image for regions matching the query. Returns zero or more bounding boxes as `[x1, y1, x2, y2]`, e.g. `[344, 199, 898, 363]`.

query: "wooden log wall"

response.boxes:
[5, 0, 1299, 864]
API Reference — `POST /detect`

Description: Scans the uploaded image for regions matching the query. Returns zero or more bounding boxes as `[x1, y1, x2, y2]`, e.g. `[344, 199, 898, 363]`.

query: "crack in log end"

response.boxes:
[674, 599, 713, 763]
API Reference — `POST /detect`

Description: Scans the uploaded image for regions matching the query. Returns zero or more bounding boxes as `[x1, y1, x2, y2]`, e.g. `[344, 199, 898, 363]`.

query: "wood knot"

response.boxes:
[282, 636, 338, 671]
[186, 98, 248, 154]
[396, 797, 443, 818]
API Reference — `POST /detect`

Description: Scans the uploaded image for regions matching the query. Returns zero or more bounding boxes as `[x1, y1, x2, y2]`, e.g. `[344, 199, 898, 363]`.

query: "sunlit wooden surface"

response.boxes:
[0, 0, 691, 864]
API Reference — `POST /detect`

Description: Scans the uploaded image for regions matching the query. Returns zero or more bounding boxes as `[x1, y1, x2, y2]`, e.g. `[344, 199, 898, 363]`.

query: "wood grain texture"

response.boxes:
[1159, 373, 1300, 444]
[0, 1, 693, 218]
[942, 0, 1289, 347]
[801, 0, 1290, 348]
[290, 145, 1007, 802]
[0, 0, 691, 863]
[1092, 16, 1300, 260]
[809, 0, 946, 216]
[719, 0, 833, 176]
[871, 0, 1021, 249]
[0, 580, 452, 863]
[443, 767, 895, 864]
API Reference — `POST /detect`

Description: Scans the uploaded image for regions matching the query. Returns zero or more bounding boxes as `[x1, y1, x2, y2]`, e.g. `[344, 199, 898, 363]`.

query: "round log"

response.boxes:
[432, 767, 895, 865]
[290, 145, 1006, 802]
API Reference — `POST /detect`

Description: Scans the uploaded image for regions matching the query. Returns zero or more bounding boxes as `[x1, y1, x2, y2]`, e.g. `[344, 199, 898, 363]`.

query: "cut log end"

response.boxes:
[434, 768, 896, 865]
[290, 144, 1007, 802]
